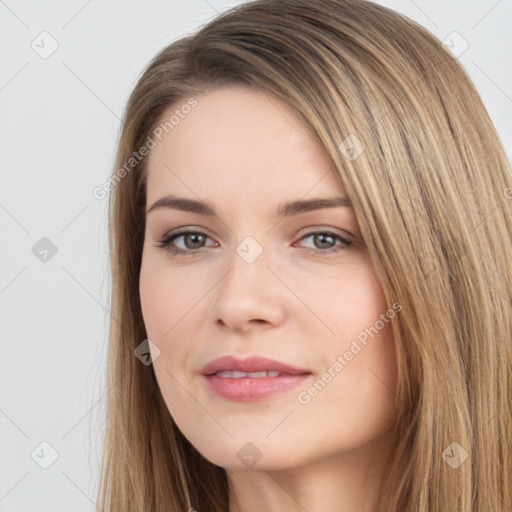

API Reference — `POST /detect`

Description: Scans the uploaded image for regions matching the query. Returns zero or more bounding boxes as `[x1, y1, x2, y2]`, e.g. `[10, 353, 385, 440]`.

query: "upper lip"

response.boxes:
[200, 355, 312, 376]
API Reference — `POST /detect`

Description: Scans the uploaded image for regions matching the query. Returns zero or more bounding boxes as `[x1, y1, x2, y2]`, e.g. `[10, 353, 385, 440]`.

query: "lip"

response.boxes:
[200, 355, 313, 402]
[200, 355, 311, 376]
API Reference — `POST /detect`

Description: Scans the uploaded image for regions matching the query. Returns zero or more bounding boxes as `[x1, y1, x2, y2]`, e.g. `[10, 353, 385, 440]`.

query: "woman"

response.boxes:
[98, 0, 512, 510]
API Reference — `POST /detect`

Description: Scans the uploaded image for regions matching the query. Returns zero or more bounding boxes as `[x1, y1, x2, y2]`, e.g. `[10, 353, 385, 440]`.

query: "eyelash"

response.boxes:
[155, 229, 352, 256]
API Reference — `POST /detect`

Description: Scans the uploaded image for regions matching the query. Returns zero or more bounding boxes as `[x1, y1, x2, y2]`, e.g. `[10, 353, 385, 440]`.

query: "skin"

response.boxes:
[139, 85, 399, 512]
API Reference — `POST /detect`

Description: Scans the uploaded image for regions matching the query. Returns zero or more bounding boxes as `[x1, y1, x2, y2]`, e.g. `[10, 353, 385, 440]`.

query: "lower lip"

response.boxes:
[203, 374, 312, 401]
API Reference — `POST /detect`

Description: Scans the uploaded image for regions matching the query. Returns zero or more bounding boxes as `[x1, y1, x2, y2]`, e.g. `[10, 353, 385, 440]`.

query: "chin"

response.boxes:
[186, 433, 309, 472]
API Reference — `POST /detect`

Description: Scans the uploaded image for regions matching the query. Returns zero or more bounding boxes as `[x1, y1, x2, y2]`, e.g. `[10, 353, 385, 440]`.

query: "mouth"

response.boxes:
[200, 355, 313, 401]
[214, 370, 288, 378]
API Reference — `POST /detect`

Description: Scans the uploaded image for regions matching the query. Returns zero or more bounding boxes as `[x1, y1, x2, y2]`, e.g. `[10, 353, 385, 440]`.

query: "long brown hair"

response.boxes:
[98, 1, 512, 510]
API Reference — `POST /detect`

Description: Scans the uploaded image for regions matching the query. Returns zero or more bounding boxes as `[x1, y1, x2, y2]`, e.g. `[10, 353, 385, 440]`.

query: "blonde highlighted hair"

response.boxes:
[98, 0, 512, 510]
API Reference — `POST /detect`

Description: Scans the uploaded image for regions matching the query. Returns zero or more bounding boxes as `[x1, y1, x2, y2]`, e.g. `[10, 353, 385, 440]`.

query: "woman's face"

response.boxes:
[139, 85, 398, 471]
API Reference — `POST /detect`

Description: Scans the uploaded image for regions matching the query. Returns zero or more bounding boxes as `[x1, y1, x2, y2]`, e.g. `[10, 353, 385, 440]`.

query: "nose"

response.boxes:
[212, 244, 286, 333]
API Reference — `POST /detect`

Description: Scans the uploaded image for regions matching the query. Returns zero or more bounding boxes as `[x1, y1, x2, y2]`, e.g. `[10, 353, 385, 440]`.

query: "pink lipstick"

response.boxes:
[200, 355, 313, 401]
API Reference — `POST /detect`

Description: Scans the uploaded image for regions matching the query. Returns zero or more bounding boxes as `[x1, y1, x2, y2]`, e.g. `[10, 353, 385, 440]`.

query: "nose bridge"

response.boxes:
[212, 235, 285, 329]
[221, 234, 271, 299]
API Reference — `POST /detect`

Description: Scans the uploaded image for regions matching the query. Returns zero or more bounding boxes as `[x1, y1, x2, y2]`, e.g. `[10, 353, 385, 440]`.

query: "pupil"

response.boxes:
[315, 233, 333, 249]
[186, 233, 204, 249]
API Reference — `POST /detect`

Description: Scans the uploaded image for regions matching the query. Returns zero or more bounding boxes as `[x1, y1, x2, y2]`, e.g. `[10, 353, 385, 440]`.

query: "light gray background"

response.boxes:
[1, 0, 510, 510]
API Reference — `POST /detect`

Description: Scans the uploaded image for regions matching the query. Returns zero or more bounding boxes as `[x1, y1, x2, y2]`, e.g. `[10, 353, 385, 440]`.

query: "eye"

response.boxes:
[155, 228, 353, 257]
[155, 229, 217, 256]
[295, 230, 352, 254]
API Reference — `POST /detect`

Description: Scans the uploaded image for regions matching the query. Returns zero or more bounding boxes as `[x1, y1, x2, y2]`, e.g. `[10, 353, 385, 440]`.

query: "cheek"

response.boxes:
[138, 257, 214, 400]
[304, 260, 389, 342]
[139, 257, 206, 341]
[139, 261, 198, 421]
[305, 261, 398, 407]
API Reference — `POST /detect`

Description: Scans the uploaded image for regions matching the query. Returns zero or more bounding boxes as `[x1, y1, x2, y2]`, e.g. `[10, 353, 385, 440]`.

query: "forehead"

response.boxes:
[145, 85, 344, 206]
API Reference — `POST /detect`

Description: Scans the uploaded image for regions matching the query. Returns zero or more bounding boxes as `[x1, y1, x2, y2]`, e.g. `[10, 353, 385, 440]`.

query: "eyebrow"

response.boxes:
[145, 195, 352, 217]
